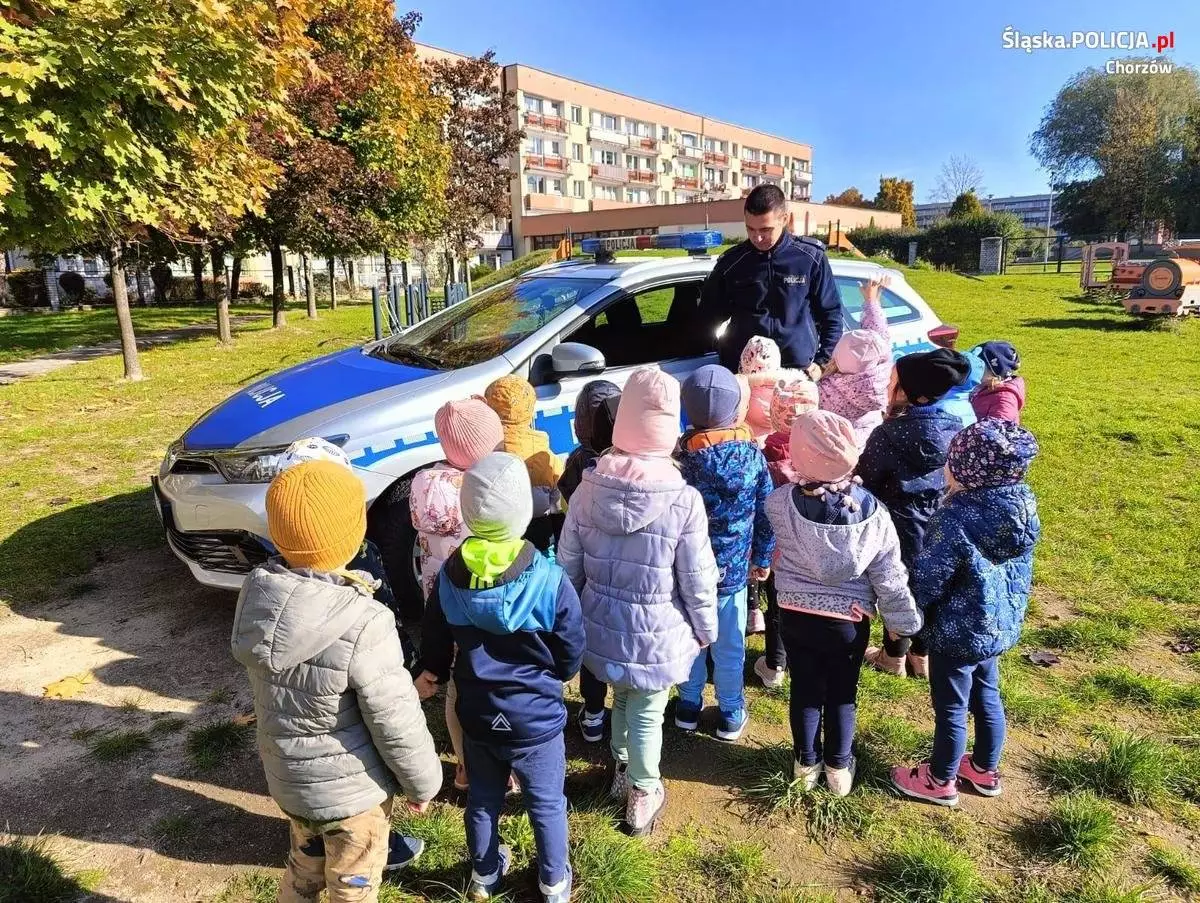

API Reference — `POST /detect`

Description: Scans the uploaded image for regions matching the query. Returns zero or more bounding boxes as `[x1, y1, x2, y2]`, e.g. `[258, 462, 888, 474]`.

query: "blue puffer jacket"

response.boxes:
[677, 427, 775, 595]
[914, 484, 1040, 663]
[856, 404, 963, 569]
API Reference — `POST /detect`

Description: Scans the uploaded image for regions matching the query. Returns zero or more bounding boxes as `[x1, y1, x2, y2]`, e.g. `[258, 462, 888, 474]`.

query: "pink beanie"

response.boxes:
[770, 378, 820, 433]
[832, 329, 892, 375]
[612, 367, 680, 457]
[739, 336, 781, 375]
[790, 410, 860, 484]
[435, 397, 504, 470]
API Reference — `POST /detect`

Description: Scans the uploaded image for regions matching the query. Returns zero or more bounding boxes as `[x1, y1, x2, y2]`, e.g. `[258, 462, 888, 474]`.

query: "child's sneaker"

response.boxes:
[624, 782, 666, 837]
[384, 833, 425, 871]
[578, 707, 606, 744]
[754, 656, 786, 690]
[609, 761, 630, 800]
[715, 708, 749, 742]
[540, 865, 573, 903]
[673, 699, 702, 732]
[957, 755, 1002, 797]
[864, 646, 906, 677]
[793, 759, 823, 791]
[824, 756, 856, 797]
[467, 844, 512, 901]
[890, 764, 959, 807]
[747, 607, 766, 635]
[906, 653, 929, 679]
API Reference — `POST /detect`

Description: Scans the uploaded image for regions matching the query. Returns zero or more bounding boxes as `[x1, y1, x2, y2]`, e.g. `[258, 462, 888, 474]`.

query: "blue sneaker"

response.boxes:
[540, 865, 573, 903]
[467, 844, 511, 901]
[578, 706, 605, 743]
[715, 708, 749, 742]
[384, 832, 425, 871]
[673, 699, 701, 732]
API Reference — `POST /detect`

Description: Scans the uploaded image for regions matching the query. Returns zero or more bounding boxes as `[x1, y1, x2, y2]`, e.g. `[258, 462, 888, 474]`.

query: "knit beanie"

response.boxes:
[790, 410, 860, 484]
[460, 452, 533, 542]
[266, 459, 366, 572]
[484, 375, 537, 425]
[895, 348, 971, 403]
[278, 436, 352, 471]
[435, 398, 504, 470]
[770, 378, 820, 434]
[948, 418, 1039, 489]
[612, 367, 681, 457]
[739, 336, 781, 375]
[682, 364, 741, 429]
[832, 329, 892, 375]
[976, 340, 1021, 380]
[734, 374, 751, 426]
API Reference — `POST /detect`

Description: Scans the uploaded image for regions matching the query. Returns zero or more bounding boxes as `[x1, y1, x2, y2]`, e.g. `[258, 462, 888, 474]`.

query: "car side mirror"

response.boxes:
[552, 342, 606, 377]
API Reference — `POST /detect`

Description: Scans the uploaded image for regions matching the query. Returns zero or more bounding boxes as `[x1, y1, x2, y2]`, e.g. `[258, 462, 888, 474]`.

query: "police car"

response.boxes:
[154, 231, 956, 605]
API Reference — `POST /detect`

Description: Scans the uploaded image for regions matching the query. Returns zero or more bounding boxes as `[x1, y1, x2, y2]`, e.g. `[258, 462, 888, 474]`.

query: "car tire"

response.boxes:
[367, 476, 425, 624]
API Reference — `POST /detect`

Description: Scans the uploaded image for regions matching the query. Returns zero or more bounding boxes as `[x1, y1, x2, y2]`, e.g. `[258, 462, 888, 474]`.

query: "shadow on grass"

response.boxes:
[0, 834, 128, 903]
[1019, 316, 1155, 332]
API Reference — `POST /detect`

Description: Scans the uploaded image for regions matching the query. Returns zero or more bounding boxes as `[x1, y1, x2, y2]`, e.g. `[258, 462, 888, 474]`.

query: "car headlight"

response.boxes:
[162, 440, 183, 474]
[214, 447, 289, 484]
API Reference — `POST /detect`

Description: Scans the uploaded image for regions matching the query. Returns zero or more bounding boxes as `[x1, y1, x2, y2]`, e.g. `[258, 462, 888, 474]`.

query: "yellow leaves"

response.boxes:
[22, 123, 61, 155]
[197, 0, 232, 19]
[44, 671, 94, 699]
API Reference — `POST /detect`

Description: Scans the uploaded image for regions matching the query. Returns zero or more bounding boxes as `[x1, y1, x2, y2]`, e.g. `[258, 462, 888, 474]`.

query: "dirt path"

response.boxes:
[0, 316, 265, 384]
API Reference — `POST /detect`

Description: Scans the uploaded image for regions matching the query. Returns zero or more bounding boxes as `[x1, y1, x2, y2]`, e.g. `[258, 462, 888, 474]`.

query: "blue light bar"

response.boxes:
[580, 231, 724, 257]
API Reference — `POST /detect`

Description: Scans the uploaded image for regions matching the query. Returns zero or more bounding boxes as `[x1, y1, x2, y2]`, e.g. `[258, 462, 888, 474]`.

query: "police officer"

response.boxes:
[699, 184, 844, 378]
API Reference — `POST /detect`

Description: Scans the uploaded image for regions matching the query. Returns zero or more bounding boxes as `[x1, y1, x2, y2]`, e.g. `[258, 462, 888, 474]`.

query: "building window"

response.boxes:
[732, 142, 738, 156]
[731, 172, 739, 187]
[572, 143, 583, 161]
[593, 148, 619, 166]
[679, 162, 698, 178]
[661, 190, 670, 204]
[594, 184, 620, 201]
[743, 147, 760, 161]
[527, 175, 545, 194]
[744, 174, 761, 188]
[624, 154, 652, 171]
[547, 100, 563, 117]
[661, 125, 670, 140]
[592, 111, 618, 131]
[573, 180, 585, 198]
[524, 95, 543, 113]
[680, 132, 698, 147]
[570, 105, 582, 124]
[549, 178, 564, 195]
[625, 188, 651, 204]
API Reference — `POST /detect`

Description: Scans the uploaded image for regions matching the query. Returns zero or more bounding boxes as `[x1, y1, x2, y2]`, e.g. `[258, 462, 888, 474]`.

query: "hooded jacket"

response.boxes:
[420, 543, 584, 747]
[914, 484, 1040, 662]
[766, 484, 922, 636]
[559, 381, 620, 503]
[558, 458, 719, 691]
[856, 404, 963, 568]
[676, 426, 775, 594]
[485, 377, 562, 495]
[970, 377, 1027, 424]
[231, 564, 442, 822]
[819, 368, 890, 450]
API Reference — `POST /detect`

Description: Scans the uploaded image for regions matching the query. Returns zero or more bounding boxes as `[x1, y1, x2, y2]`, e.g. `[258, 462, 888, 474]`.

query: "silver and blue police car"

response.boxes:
[154, 231, 960, 605]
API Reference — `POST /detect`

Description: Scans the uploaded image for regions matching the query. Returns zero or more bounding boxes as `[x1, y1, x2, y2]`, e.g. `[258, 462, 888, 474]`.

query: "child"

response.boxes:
[739, 335, 803, 445]
[754, 378, 820, 688]
[891, 419, 1040, 806]
[674, 364, 775, 742]
[417, 453, 585, 902]
[768, 411, 922, 796]
[231, 460, 442, 903]
[485, 375, 564, 551]
[819, 276, 893, 450]
[558, 379, 621, 743]
[857, 348, 971, 679]
[559, 367, 719, 836]
[411, 397, 505, 790]
[970, 340, 1026, 424]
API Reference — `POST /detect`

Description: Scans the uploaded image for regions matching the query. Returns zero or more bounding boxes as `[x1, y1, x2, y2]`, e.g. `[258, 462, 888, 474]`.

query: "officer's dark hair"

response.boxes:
[744, 184, 787, 216]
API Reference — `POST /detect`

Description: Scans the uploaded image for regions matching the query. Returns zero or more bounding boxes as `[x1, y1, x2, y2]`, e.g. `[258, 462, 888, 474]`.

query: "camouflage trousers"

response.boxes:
[277, 798, 393, 903]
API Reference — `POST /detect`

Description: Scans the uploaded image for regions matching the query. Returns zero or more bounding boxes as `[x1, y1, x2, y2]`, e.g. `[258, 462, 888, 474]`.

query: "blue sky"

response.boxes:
[416, 0, 1198, 202]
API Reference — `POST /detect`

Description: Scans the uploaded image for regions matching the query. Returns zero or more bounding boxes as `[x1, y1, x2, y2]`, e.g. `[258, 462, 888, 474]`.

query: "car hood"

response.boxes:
[182, 347, 438, 451]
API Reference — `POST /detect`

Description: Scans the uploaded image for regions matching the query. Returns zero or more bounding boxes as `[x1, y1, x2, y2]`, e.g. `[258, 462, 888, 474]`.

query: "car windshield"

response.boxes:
[835, 275, 921, 326]
[373, 276, 606, 370]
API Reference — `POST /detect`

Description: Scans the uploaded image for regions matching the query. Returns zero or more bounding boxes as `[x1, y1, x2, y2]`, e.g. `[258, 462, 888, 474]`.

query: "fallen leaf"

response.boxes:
[232, 713, 257, 727]
[44, 671, 94, 699]
[1026, 651, 1061, 667]
[1169, 640, 1198, 655]
[48, 496, 72, 507]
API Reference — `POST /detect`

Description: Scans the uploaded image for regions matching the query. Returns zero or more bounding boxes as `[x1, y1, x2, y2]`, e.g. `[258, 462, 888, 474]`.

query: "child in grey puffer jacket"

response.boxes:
[232, 460, 442, 903]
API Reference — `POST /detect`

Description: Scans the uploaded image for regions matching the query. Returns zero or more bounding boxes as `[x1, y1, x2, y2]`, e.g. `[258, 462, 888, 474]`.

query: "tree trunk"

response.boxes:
[230, 255, 242, 299]
[303, 253, 316, 319]
[270, 240, 286, 328]
[135, 265, 147, 307]
[347, 259, 357, 294]
[110, 242, 144, 380]
[327, 256, 337, 310]
[191, 247, 205, 301]
[384, 250, 393, 296]
[211, 247, 232, 344]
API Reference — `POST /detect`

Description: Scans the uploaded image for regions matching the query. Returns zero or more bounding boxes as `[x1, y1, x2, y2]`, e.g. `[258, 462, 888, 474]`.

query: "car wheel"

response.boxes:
[367, 476, 425, 624]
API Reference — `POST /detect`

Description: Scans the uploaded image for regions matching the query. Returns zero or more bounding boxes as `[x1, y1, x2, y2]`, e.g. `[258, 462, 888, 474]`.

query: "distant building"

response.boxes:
[915, 193, 1059, 233]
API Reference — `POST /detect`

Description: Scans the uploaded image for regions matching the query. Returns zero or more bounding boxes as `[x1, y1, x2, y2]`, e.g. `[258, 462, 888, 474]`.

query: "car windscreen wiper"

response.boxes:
[371, 343, 443, 371]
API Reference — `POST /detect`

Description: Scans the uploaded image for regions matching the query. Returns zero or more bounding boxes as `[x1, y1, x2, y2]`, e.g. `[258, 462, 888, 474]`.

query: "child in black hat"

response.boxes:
[970, 340, 1026, 424]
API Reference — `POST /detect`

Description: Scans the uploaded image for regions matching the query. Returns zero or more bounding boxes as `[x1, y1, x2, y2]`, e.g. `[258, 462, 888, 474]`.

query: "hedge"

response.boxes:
[848, 212, 1025, 271]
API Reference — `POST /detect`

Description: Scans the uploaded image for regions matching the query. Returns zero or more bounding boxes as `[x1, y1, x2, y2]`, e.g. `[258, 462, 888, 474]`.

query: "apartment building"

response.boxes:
[915, 193, 1060, 233]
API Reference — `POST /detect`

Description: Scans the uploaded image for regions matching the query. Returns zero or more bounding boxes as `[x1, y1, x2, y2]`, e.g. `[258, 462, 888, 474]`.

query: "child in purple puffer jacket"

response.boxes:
[819, 275, 893, 450]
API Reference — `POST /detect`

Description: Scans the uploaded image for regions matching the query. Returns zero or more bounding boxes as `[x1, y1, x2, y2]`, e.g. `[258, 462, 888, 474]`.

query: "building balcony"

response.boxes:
[676, 143, 702, 159]
[793, 167, 813, 183]
[704, 150, 729, 165]
[589, 163, 626, 184]
[524, 111, 568, 135]
[591, 199, 638, 211]
[627, 135, 659, 153]
[588, 126, 626, 146]
[674, 176, 700, 190]
[524, 154, 568, 173]
[764, 162, 785, 178]
[741, 159, 765, 174]
[790, 190, 811, 201]
[627, 169, 655, 184]
[524, 193, 573, 212]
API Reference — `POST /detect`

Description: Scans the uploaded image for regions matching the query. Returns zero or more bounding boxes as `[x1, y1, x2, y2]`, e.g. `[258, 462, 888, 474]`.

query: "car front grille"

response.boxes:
[171, 458, 218, 475]
[165, 525, 269, 574]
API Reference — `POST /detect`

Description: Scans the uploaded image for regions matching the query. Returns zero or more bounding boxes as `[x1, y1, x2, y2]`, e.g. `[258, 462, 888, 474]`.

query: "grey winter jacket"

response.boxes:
[766, 486, 922, 636]
[231, 563, 442, 822]
[558, 464, 719, 692]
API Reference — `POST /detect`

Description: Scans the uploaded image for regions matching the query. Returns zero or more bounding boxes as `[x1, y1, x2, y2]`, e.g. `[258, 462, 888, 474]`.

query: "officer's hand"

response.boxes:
[859, 274, 891, 305]
[804, 362, 823, 381]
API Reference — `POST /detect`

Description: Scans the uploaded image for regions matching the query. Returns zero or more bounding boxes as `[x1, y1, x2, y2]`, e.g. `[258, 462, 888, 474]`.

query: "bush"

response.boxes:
[3, 269, 48, 307]
[57, 271, 86, 301]
[846, 225, 922, 262]
[921, 212, 1023, 271]
[149, 263, 173, 301]
[472, 249, 554, 292]
[470, 261, 496, 281]
[235, 278, 269, 300]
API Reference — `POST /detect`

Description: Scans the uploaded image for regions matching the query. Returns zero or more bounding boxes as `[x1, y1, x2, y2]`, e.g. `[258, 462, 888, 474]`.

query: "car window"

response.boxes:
[375, 276, 605, 370]
[835, 276, 921, 326]
[566, 279, 711, 368]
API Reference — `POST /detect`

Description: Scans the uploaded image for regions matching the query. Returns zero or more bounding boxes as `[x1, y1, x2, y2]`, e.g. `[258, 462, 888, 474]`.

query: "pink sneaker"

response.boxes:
[957, 755, 1002, 797]
[890, 764, 959, 807]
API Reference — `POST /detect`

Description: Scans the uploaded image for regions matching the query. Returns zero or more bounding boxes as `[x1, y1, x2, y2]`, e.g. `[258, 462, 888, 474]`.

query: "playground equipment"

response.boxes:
[1123, 257, 1200, 316]
[1080, 241, 1131, 290]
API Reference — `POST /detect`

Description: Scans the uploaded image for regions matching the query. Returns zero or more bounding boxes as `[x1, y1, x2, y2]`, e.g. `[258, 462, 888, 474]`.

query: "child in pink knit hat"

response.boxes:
[819, 275, 894, 450]
[739, 335, 805, 445]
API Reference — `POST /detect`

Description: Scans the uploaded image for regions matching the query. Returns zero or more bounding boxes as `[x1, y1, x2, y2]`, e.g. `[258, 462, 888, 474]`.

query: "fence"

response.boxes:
[976, 233, 1188, 277]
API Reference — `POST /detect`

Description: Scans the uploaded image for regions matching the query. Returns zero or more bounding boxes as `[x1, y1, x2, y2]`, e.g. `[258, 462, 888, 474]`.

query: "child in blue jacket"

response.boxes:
[891, 419, 1040, 807]
[417, 452, 586, 903]
[673, 364, 775, 742]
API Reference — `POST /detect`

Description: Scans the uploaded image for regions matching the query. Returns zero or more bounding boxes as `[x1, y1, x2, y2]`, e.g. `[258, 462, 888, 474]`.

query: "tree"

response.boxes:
[948, 191, 986, 219]
[875, 177, 916, 228]
[427, 50, 522, 259]
[1052, 179, 1114, 238]
[823, 187, 872, 208]
[0, 0, 312, 377]
[930, 155, 985, 202]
